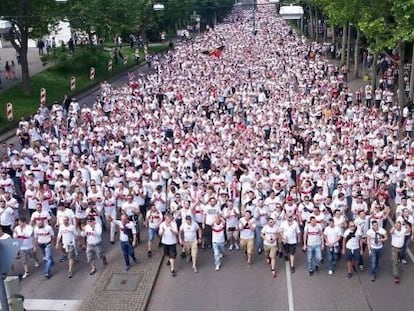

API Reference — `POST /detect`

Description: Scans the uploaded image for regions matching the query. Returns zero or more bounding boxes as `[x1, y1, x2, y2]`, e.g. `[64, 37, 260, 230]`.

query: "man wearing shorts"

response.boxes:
[81, 216, 107, 275]
[238, 210, 256, 266]
[342, 220, 363, 279]
[179, 215, 201, 272]
[145, 204, 163, 257]
[13, 216, 39, 279]
[159, 213, 179, 276]
[261, 217, 279, 277]
[56, 216, 78, 278]
[280, 216, 301, 273]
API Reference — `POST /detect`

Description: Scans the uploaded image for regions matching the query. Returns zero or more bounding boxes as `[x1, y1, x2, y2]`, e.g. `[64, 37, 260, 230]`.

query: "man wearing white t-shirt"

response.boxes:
[13, 216, 39, 279]
[179, 215, 201, 273]
[342, 221, 363, 279]
[0, 198, 14, 235]
[111, 214, 137, 271]
[34, 222, 55, 278]
[303, 216, 323, 276]
[366, 220, 387, 281]
[81, 217, 107, 275]
[30, 202, 51, 227]
[202, 197, 221, 249]
[222, 201, 240, 250]
[280, 216, 301, 273]
[145, 204, 163, 257]
[212, 215, 226, 271]
[324, 218, 342, 275]
[238, 210, 256, 266]
[261, 217, 279, 277]
[56, 216, 78, 278]
[390, 221, 411, 284]
[159, 214, 179, 276]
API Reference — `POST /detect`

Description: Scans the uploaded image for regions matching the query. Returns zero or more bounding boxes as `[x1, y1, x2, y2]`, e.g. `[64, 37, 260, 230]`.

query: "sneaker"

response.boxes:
[68, 271, 73, 278]
[229, 244, 233, 251]
[346, 272, 352, 279]
[394, 277, 400, 284]
[126, 265, 131, 271]
[328, 270, 333, 275]
[290, 266, 295, 273]
[44, 273, 50, 279]
[22, 272, 29, 279]
[171, 270, 176, 277]
[257, 248, 263, 255]
[89, 269, 96, 275]
[315, 265, 319, 272]
[235, 244, 240, 250]
[34, 261, 40, 268]
[193, 266, 198, 273]
[147, 251, 152, 258]
[110, 241, 115, 245]
[359, 265, 364, 271]
[102, 257, 107, 266]
[401, 259, 407, 264]
[272, 270, 277, 278]
[59, 255, 68, 262]
[266, 257, 271, 264]
[308, 271, 314, 276]
[371, 275, 376, 282]
[215, 265, 220, 271]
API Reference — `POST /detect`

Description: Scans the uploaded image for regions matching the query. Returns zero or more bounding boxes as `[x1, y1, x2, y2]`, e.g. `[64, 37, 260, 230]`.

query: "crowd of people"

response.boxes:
[1, 2, 414, 285]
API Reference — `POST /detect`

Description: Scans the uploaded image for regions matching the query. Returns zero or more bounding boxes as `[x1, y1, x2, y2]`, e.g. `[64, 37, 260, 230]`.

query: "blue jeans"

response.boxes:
[306, 244, 322, 272]
[121, 241, 136, 267]
[40, 244, 53, 275]
[255, 225, 263, 251]
[370, 247, 383, 277]
[213, 242, 225, 267]
[325, 246, 337, 271]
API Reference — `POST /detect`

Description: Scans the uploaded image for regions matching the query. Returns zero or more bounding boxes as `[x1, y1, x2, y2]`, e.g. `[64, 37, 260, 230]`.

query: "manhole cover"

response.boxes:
[104, 273, 141, 291]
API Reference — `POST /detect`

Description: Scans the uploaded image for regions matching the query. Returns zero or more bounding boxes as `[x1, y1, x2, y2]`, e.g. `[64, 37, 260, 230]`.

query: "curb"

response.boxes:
[141, 254, 164, 311]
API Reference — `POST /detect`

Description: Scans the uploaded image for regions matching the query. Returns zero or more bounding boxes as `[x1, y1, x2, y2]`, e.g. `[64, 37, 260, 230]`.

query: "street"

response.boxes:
[148, 242, 414, 311]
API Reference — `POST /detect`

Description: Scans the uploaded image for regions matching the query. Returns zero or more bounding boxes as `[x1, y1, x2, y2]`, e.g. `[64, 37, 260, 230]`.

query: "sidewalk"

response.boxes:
[79, 242, 164, 311]
[0, 47, 52, 90]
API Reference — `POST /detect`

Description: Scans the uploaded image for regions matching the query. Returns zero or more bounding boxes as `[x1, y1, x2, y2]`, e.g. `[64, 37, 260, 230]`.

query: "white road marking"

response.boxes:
[21, 299, 82, 311]
[388, 217, 414, 263]
[285, 261, 295, 311]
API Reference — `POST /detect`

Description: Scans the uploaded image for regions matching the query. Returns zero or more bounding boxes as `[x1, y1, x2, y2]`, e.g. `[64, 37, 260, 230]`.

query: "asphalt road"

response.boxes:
[148, 242, 414, 311]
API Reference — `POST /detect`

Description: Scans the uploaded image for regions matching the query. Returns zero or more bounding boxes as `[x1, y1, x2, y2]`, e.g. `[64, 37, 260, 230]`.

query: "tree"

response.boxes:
[359, 0, 414, 109]
[0, 0, 61, 95]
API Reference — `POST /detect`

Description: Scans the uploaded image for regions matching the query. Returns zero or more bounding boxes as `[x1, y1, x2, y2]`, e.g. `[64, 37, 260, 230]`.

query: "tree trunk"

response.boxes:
[353, 29, 360, 79]
[346, 22, 351, 70]
[398, 41, 406, 110]
[9, 24, 31, 96]
[340, 23, 347, 66]
[315, 9, 319, 42]
[309, 6, 314, 40]
[409, 42, 414, 99]
[371, 53, 377, 90]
